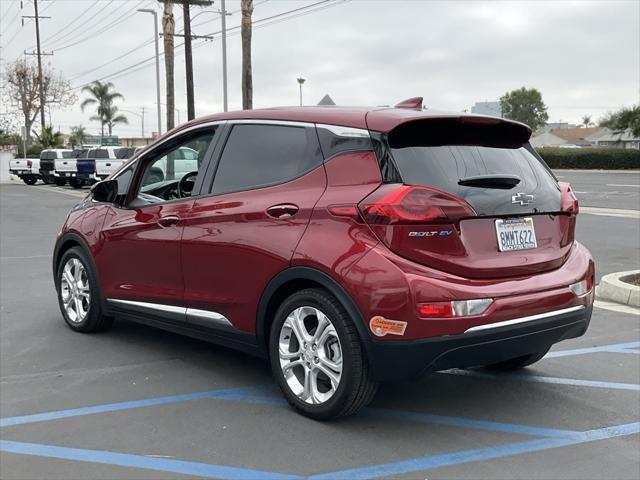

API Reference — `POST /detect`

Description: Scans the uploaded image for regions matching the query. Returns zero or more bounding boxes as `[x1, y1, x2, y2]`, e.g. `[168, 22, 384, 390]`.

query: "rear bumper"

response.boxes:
[366, 303, 592, 381]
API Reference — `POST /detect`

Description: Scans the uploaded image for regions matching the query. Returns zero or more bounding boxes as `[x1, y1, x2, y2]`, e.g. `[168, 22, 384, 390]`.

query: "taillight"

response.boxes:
[418, 298, 493, 319]
[27, 160, 32, 168]
[359, 185, 476, 225]
[559, 182, 579, 214]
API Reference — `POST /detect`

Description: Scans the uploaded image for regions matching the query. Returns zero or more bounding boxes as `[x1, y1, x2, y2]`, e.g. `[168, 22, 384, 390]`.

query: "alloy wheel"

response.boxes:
[60, 258, 91, 323]
[278, 306, 343, 404]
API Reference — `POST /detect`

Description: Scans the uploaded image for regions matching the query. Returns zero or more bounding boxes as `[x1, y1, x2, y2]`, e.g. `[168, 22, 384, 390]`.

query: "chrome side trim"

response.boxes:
[186, 308, 235, 330]
[229, 119, 314, 128]
[106, 299, 235, 330]
[464, 305, 586, 334]
[107, 299, 186, 315]
[316, 124, 370, 138]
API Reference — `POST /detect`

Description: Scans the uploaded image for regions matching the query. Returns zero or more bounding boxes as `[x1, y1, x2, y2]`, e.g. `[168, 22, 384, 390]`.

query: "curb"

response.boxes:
[596, 270, 640, 308]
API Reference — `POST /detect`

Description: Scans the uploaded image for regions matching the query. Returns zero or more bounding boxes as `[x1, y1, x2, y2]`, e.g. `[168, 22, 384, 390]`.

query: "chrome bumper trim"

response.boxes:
[464, 305, 586, 334]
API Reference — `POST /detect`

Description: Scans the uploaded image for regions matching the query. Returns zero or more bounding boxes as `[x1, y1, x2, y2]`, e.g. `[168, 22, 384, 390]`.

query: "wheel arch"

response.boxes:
[53, 233, 101, 296]
[256, 267, 373, 356]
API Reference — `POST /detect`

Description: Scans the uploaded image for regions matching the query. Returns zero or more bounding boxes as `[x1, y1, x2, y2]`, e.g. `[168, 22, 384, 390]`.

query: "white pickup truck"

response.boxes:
[9, 149, 72, 185]
[94, 147, 127, 180]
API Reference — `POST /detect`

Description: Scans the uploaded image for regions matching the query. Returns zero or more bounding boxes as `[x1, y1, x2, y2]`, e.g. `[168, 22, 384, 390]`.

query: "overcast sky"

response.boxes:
[1, 0, 639, 137]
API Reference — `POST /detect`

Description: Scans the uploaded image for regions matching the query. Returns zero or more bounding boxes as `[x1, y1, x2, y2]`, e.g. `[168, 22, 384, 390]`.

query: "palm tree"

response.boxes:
[581, 115, 593, 128]
[163, 0, 175, 130]
[69, 125, 87, 148]
[241, 0, 253, 110]
[102, 104, 128, 136]
[80, 81, 124, 137]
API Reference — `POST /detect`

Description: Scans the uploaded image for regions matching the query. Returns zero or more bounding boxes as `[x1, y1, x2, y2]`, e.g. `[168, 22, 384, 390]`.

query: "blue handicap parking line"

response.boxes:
[0, 385, 272, 428]
[546, 341, 640, 358]
[308, 422, 640, 480]
[445, 370, 640, 391]
[0, 440, 301, 480]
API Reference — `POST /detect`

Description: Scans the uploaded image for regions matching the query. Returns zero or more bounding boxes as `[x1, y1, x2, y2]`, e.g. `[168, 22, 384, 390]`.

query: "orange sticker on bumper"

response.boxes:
[370, 316, 407, 337]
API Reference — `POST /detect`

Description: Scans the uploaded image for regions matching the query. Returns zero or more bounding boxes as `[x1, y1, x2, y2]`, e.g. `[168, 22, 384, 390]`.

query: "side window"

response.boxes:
[116, 165, 134, 195]
[133, 129, 216, 204]
[212, 124, 322, 195]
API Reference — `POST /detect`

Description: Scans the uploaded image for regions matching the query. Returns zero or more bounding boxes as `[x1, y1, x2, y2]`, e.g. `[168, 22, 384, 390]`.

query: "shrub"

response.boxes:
[537, 147, 640, 169]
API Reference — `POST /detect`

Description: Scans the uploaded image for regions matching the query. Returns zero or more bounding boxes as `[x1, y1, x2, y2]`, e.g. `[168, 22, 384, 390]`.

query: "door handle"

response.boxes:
[157, 215, 180, 227]
[266, 204, 299, 219]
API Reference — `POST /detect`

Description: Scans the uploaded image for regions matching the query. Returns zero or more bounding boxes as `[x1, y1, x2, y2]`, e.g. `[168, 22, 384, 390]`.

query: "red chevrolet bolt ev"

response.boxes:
[53, 99, 594, 419]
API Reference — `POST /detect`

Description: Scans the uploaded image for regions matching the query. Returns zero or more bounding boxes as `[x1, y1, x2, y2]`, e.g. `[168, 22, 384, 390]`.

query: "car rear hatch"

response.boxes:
[360, 116, 578, 279]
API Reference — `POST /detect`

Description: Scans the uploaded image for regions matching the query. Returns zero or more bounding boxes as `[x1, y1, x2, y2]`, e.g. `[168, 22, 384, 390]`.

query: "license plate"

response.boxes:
[495, 218, 537, 252]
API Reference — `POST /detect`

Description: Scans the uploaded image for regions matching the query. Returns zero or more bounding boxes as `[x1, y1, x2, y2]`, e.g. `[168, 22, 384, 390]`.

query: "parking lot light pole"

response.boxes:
[138, 8, 163, 135]
[297, 77, 305, 106]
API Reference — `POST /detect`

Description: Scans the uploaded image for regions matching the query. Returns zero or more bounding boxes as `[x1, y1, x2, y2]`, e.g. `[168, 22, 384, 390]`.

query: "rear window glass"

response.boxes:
[62, 151, 74, 158]
[116, 147, 135, 159]
[40, 151, 56, 160]
[391, 145, 555, 196]
[212, 124, 322, 194]
[88, 149, 109, 159]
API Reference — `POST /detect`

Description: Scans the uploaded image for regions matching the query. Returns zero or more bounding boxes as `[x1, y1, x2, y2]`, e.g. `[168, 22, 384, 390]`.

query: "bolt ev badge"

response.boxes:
[409, 230, 453, 237]
[511, 192, 535, 206]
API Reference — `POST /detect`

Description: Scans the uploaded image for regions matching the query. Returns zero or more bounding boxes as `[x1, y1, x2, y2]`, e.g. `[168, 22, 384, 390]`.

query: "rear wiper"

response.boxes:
[458, 174, 521, 189]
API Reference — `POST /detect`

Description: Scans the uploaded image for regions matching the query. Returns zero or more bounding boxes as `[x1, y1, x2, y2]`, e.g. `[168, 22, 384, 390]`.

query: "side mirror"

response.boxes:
[91, 179, 118, 203]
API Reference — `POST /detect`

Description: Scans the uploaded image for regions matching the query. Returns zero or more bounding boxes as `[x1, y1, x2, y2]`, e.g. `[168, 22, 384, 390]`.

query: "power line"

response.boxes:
[70, 0, 347, 90]
[35, 0, 102, 49]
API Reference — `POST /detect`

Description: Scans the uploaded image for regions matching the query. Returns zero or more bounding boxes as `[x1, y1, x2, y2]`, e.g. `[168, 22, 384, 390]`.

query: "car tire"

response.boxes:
[483, 350, 549, 371]
[269, 288, 378, 420]
[54, 177, 67, 186]
[56, 247, 113, 333]
[22, 176, 37, 185]
[69, 178, 85, 189]
[42, 176, 55, 185]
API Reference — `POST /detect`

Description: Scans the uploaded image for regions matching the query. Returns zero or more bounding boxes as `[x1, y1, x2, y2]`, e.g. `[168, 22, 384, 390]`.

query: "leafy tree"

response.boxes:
[499, 87, 549, 131]
[612, 106, 640, 137]
[69, 125, 88, 147]
[102, 104, 128, 136]
[81, 80, 125, 137]
[33, 126, 64, 148]
[3, 58, 76, 144]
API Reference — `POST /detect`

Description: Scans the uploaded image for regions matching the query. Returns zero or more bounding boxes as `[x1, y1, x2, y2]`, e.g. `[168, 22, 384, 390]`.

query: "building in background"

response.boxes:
[471, 101, 502, 117]
[590, 129, 640, 150]
[537, 122, 578, 134]
[530, 127, 639, 149]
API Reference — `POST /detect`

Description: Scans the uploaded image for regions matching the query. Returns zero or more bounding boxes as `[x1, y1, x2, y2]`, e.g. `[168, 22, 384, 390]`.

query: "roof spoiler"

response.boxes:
[395, 97, 423, 110]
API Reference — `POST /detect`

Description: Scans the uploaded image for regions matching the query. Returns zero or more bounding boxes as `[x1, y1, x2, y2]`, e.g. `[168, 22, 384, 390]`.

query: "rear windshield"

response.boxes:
[62, 151, 74, 158]
[71, 149, 87, 158]
[40, 151, 56, 160]
[390, 145, 560, 215]
[116, 147, 135, 159]
[88, 149, 109, 159]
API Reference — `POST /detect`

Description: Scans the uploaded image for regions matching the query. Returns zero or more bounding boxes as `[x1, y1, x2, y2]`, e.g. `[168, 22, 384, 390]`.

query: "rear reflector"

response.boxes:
[359, 185, 476, 225]
[569, 280, 589, 297]
[27, 160, 32, 168]
[328, 205, 361, 221]
[418, 298, 493, 318]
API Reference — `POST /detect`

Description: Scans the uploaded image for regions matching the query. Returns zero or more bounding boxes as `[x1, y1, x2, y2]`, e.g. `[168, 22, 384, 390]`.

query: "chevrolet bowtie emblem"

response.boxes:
[511, 192, 535, 206]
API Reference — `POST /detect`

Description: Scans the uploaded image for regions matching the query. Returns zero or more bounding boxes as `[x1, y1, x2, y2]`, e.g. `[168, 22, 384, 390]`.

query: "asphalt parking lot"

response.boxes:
[1, 174, 639, 480]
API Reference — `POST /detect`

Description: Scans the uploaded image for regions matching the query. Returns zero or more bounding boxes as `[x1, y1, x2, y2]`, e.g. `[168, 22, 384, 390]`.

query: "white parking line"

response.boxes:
[30, 185, 86, 198]
[580, 207, 640, 219]
[606, 184, 640, 188]
[594, 299, 640, 316]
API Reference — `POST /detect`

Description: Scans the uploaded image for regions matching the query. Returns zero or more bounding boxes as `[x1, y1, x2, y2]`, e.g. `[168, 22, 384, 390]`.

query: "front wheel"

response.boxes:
[269, 288, 378, 420]
[56, 247, 113, 333]
[54, 177, 67, 186]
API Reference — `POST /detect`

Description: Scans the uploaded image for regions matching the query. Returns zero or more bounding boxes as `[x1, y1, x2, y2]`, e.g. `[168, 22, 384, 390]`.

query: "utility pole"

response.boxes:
[22, 0, 52, 130]
[141, 106, 145, 137]
[221, 0, 228, 112]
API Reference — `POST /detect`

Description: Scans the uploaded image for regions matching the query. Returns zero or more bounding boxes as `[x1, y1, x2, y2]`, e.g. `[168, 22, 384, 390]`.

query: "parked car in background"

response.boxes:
[39, 149, 73, 185]
[94, 146, 127, 181]
[53, 102, 594, 420]
[54, 149, 88, 187]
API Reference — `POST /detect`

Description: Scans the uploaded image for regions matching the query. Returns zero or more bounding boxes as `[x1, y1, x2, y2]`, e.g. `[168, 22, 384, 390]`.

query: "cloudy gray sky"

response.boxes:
[1, 0, 639, 137]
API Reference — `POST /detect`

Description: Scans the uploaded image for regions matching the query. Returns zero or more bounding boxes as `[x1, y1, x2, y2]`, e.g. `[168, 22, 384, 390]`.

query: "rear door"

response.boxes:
[181, 122, 327, 333]
[363, 118, 572, 279]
